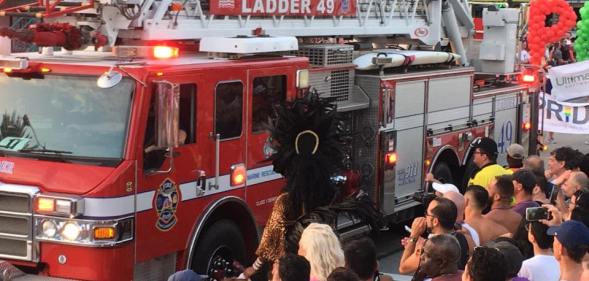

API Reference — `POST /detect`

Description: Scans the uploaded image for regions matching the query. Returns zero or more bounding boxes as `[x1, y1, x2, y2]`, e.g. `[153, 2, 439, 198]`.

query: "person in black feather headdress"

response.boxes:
[242, 92, 381, 280]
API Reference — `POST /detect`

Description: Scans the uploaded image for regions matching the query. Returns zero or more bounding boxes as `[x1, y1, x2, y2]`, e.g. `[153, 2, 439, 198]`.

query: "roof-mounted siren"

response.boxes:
[199, 36, 298, 56]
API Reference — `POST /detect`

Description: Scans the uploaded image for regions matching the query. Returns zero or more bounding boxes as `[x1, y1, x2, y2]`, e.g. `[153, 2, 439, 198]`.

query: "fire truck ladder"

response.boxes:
[0, 0, 474, 63]
[9, 16, 38, 51]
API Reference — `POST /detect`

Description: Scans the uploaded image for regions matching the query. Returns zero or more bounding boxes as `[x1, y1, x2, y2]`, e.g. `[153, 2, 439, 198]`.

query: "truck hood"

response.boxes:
[0, 157, 114, 194]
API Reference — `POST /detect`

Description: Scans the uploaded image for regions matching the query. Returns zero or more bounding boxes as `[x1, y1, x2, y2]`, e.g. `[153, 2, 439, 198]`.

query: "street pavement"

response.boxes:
[376, 132, 589, 279]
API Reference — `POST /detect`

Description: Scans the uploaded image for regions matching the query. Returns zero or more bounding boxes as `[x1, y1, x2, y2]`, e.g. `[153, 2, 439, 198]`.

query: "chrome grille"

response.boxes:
[0, 216, 30, 236]
[309, 68, 354, 104]
[0, 238, 27, 257]
[0, 193, 30, 213]
[297, 44, 354, 67]
[330, 70, 351, 102]
[0, 184, 38, 261]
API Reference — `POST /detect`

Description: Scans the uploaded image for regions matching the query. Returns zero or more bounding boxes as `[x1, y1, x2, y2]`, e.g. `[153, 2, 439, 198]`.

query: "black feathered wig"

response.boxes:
[269, 92, 345, 221]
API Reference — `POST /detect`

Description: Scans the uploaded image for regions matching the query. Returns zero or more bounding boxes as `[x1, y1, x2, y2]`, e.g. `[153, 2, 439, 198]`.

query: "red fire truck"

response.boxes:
[0, 0, 539, 279]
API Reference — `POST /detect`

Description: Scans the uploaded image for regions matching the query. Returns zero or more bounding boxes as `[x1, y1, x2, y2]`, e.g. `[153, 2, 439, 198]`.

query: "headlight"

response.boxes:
[42, 220, 57, 238]
[61, 222, 82, 241]
[35, 216, 133, 247]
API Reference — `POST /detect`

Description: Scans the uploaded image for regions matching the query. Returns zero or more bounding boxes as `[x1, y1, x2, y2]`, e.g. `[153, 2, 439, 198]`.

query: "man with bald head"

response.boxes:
[416, 234, 463, 281]
[524, 155, 544, 175]
[562, 171, 589, 197]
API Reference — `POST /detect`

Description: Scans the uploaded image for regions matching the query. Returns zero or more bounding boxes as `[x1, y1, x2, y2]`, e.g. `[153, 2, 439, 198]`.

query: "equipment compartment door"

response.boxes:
[492, 92, 520, 166]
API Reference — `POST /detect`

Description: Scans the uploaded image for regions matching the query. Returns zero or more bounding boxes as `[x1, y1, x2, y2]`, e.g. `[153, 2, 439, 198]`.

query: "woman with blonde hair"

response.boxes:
[298, 223, 345, 281]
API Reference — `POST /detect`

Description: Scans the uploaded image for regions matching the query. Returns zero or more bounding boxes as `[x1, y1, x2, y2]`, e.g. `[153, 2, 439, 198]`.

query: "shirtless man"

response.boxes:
[484, 175, 523, 234]
[464, 185, 510, 245]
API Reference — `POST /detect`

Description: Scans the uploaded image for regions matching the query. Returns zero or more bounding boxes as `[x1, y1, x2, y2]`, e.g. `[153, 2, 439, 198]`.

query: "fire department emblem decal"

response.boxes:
[154, 178, 180, 231]
[413, 27, 429, 37]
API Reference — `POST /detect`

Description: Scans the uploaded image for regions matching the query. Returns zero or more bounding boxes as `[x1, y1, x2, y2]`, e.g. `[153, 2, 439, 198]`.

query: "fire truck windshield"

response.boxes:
[0, 75, 134, 164]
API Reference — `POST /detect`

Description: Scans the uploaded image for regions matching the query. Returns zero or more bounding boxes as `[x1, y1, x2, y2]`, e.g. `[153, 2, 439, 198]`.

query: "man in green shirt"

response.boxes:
[468, 137, 512, 189]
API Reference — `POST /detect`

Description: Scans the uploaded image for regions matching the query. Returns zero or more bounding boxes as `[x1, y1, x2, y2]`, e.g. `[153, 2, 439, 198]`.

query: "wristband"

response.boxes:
[252, 257, 263, 271]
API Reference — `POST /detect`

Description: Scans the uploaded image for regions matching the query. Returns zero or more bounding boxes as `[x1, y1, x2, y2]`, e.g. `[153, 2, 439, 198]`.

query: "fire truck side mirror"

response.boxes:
[154, 81, 180, 149]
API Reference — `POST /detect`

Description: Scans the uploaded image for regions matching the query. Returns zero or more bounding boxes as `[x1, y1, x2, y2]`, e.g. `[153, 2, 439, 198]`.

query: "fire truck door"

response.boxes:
[244, 68, 291, 224]
[136, 75, 232, 269]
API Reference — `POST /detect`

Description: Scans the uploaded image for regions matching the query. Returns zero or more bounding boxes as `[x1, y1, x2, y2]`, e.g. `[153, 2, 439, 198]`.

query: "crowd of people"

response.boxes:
[169, 224, 393, 281]
[399, 137, 589, 281]
[168, 137, 589, 281]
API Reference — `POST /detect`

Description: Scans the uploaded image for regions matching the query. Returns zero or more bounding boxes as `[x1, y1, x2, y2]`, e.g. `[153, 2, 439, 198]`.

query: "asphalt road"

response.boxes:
[376, 132, 589, 279]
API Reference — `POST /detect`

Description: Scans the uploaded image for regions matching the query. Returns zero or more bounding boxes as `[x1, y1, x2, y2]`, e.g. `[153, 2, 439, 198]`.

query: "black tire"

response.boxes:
[433, 162, 454, 185]
[461, 159, 478, 192]
[191, 220, 246, 278]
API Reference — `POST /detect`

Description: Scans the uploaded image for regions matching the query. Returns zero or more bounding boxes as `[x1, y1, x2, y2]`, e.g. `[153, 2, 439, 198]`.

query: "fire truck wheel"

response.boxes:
[192, 219, 246, 278]
[432, 162, 454, 185]
[460, 160, 478, 192]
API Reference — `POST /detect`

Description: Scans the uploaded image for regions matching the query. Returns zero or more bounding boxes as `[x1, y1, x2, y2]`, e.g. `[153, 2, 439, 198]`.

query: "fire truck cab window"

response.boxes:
[252, 75, 286, 133]
[215, 81, 243, 139]
[144, 83, 196, 171]
[179, 84, 196, 144]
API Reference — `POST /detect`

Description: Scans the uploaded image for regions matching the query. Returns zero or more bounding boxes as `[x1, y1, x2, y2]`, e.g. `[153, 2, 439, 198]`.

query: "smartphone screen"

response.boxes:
[526, 207, 549, 221]
[549, 185, 560, 205]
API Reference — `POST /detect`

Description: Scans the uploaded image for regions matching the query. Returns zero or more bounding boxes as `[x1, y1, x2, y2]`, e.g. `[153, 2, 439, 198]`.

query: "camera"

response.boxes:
[412, 191, 437, 207]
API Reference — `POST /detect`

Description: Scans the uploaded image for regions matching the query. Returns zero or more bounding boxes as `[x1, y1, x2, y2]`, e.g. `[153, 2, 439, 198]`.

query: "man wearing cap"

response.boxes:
[468, 137, 512, 189]
[512, 169, 540, 217]
[548, 220, 589, 281]
[506, 143, 525, 173]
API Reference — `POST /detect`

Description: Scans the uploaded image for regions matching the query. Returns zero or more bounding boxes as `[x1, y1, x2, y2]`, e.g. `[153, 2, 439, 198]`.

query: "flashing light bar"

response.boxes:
[113, 46, 179, 59]
[153, 46, 179, 59]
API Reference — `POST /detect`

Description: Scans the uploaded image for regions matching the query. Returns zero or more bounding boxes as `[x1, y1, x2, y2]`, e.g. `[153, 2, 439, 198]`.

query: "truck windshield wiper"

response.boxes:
[20, 148, 73, 155]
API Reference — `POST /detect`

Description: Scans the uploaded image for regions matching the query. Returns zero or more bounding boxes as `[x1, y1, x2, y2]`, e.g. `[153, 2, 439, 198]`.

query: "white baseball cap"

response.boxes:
[432, 182, 460, 194]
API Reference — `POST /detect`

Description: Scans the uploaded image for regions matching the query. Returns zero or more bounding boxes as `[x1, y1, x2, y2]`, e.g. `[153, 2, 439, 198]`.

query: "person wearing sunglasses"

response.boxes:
[399, 198, 469, 274]
[467, 137, 512, 189]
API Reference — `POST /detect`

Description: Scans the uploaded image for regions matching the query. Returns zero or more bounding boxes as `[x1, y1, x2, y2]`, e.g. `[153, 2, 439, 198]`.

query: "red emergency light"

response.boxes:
[522, 74, 536, 83]
[385, 152, 397, 165]
[523, 121, 532, 131]
[153, 46, 179, 59]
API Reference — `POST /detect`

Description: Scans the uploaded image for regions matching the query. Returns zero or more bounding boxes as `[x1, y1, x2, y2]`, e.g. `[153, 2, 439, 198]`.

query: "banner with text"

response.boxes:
[210, 0, 356, 16]
[548, 60, 589, 101]
[540, 93, 589, 134]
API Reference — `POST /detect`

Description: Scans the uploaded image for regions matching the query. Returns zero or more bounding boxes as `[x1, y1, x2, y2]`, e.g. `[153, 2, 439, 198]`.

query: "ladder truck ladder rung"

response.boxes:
[0, 0, 93, 18]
